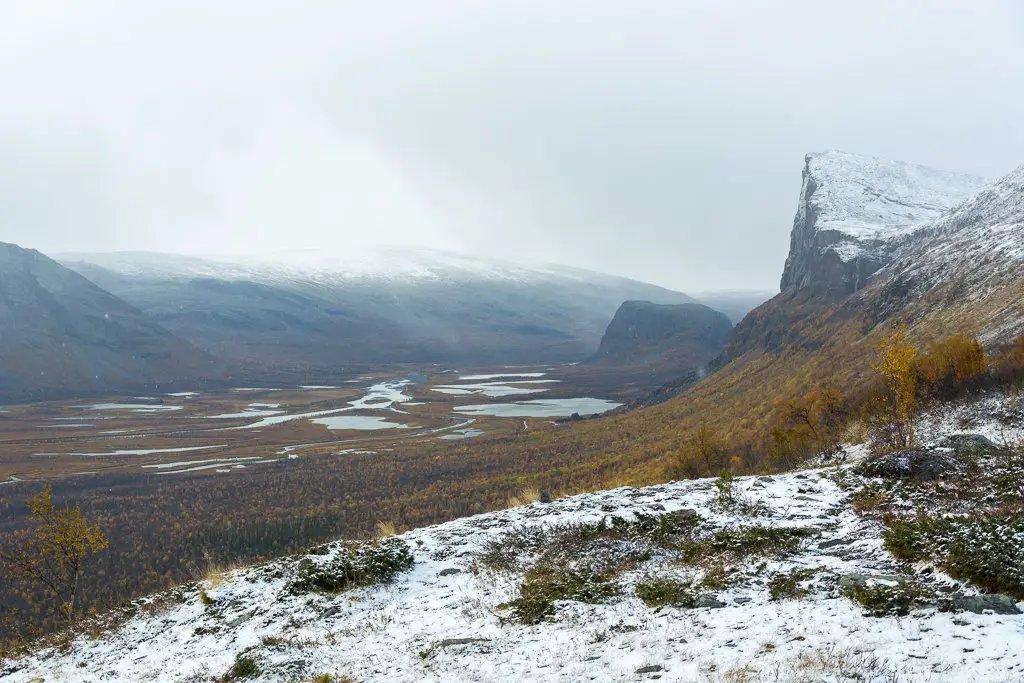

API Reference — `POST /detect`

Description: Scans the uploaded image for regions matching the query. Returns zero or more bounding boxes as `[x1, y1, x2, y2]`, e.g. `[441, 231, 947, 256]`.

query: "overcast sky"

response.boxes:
[2, 1, 1022, 292]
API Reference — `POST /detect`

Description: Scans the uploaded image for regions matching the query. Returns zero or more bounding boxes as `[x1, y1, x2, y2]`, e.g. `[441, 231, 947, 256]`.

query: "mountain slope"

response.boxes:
[60, 249, 694, 372]
[0, 243, 221, 401]
[6, 394, 1022, 682]
[589, 300, 732, 367]
[393, 152, 1022, 493]
[780, 151, 986, 295]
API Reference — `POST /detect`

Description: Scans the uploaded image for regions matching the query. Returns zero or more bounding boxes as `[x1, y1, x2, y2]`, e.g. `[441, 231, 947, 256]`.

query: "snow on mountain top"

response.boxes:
[57, 246, 678, 291]
[804, 150, 987, 241]
[5, 395, 1023, 683]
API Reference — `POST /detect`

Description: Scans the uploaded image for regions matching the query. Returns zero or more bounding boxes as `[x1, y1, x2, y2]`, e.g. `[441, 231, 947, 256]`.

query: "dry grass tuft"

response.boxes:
[506, 486, 541, 508]
[374, 520, 398, 538]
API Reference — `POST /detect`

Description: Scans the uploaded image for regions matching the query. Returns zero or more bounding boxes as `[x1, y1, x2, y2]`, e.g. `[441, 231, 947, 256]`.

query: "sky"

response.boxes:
[1, 1, 1023, 293]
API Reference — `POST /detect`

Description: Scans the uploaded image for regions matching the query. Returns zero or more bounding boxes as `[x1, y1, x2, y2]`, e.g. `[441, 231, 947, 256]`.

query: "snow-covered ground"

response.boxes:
[3, 395, 1024, 682]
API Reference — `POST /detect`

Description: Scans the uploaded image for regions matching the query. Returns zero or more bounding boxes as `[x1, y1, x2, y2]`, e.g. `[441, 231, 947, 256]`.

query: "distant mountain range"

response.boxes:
[57, 249, 697, 377]
[0, 243, 221, 402]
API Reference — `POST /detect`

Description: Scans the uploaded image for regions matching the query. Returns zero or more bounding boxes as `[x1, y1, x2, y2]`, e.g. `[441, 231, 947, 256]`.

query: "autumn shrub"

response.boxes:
[914, 335, 988, 399]
[993, 335, 1024, 388]
[634, 578, 696, 608]
[869, 324, 917, 453]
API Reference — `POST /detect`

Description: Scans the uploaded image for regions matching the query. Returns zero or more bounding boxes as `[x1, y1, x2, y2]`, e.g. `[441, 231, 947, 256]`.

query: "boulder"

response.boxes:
[938, 433, 1001, 457]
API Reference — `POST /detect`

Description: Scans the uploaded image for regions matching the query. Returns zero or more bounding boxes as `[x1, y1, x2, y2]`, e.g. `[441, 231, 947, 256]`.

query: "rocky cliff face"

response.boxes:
[0, 242, 221, 401]
[590, 300, 732, 367]
[779, 151, 986, 296]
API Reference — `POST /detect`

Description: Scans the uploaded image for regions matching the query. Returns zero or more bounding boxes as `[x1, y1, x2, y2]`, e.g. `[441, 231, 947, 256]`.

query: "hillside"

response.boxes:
[0, 242, 221, 402]
[59, 248, 694, 373]
[411, 152, 1023, 492]
[4, 394, 1022, 682]
[589, 300, 732, 368]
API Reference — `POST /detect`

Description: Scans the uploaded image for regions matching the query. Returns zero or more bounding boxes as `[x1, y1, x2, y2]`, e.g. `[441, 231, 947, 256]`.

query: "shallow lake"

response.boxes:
[454, 398, 620, 417]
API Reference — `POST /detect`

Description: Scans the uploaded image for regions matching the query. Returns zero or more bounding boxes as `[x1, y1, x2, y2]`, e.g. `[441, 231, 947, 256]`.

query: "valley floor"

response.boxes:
[3, 395, 1024, 682]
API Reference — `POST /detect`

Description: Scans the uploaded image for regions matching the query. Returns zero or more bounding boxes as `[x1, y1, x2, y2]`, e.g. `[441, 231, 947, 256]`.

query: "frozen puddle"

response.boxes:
[454, 397, 621, 417]
[458, 372, 546, 380]
[228, 380, 413, 430]
[35, 445, 227, 458]
[41, 423, 94, 428]
[87, 403, 183, 413]
[433, 380, 557, 398]
[201, 406, 285, 419]
[312, 415, 410, 431]
[438, 428, 483, 440]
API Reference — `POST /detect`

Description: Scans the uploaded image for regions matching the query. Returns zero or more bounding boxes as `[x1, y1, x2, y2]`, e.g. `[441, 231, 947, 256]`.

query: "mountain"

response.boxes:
[779, 151, 986, 296]
[589, 300, 732, 368]
[0, 243, 221, 402]
[58, 248, 694, 373]
[413, 151, 1023, 494]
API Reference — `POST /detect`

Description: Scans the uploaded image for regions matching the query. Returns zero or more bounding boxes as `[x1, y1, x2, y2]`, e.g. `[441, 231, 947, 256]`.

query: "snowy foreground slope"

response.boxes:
[4, 398, 1024, 682]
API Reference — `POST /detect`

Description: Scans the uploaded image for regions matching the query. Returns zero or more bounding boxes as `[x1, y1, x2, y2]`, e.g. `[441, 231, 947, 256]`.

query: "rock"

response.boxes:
[938, 433, 1001, 456]
[539, 490, 553, 504]
[818, 537, 855, 550]
[636, 665, 664, 674]
[838, 573, 906, 590]
[733, 597, 752, 605]
[694, 594, 725, 609]
[437, 638, 491, 648]
[857, 449, 963, 481]
[950, 594, 1022, 615]
[438, 568, 461, 577]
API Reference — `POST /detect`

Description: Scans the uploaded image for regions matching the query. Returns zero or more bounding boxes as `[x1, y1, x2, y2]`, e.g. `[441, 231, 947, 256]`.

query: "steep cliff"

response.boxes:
[779, 151, 986, 296]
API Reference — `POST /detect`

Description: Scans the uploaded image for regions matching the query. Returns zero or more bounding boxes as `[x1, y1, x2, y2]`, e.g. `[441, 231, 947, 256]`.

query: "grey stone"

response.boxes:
[694, 593, 725, 609]
[438, 567, 461, 577]
[939, 433, 1001, 457]
[857, 449, 962, 481]
[437, 638, 491, 648]
[636, 665, 664, 674]
[951, 594, 1022, 615]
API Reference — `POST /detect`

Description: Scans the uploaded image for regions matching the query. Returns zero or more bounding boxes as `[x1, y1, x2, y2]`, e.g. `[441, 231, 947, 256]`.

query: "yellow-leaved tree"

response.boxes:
[0, 485, 108, 626]
[872, 323, 917, 452]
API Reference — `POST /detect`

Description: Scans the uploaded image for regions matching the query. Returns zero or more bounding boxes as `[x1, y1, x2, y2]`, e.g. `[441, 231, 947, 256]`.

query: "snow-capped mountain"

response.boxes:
[59, 248, 695, 372]
[780, 151, 987, 295]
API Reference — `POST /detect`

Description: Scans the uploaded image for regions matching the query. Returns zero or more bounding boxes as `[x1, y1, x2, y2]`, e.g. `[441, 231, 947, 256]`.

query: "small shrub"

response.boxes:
[220, 654, 259, 681]
[768, 568, 818, 600]
[635, 578, 696, 608]
[476, 526, 549, 572]
[682, 526, 813, 564]
[286, 537, 414, 595]
[712, 473, 766, 516]
[499, 566, 620, 624]
[312, 675, 334, 683]
[198, 588, 215, 606]
[842, 579, 933, 617]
